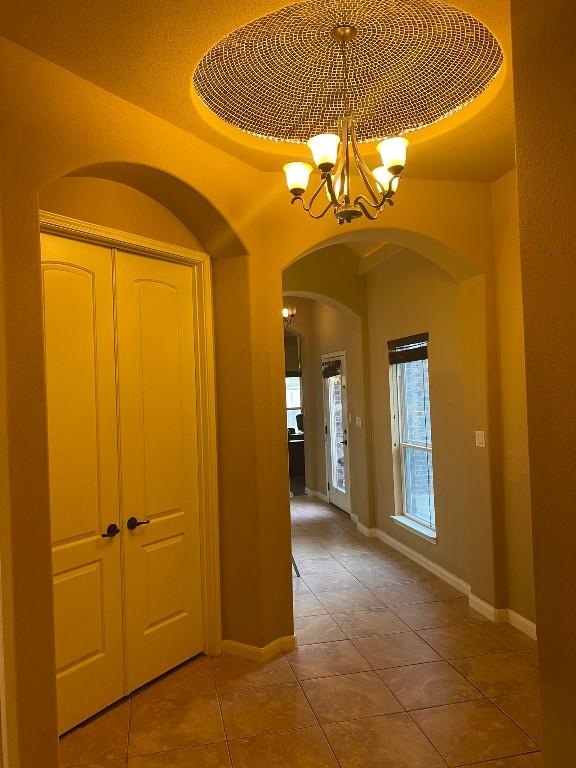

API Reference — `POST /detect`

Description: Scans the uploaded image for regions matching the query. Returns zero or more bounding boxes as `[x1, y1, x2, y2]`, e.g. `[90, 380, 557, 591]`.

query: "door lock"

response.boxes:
[127, 516, 151, 530]
[101, 523, 121, 538]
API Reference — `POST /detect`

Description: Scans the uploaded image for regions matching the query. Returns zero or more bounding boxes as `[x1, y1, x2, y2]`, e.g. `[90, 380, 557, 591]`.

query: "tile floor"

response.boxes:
[60, 496, 542, 767]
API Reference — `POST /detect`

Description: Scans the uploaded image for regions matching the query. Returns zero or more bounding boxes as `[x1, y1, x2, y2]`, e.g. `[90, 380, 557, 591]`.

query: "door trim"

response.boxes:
[322, 349, 352, 515]
[40, 211, 222, 657]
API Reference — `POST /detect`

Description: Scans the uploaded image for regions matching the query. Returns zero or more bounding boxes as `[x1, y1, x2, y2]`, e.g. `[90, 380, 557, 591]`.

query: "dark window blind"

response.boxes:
[387, 333, 429, 365]
[322, 359, 342, 379]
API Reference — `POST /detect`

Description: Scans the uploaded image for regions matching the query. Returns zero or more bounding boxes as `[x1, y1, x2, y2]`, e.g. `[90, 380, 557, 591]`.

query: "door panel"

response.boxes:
[322, 353, 351, 514]
[115, 252, 202, 692]
[41, 234, 124, 733]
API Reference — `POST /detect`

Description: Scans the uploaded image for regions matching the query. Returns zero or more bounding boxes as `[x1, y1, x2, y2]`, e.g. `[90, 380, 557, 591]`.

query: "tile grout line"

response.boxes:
[292, 499, 542, 765]
[209, 661, 235, 766]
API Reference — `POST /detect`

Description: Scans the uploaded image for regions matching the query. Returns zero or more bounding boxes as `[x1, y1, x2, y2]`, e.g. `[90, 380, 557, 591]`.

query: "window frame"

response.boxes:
[390, 355, 437, 541]
[285, 374, 303, 432]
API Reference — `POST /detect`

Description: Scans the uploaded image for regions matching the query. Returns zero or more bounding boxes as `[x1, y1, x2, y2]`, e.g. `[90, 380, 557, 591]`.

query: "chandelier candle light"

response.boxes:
[282, 306, 297, 327]
[283, 24, 408, 225]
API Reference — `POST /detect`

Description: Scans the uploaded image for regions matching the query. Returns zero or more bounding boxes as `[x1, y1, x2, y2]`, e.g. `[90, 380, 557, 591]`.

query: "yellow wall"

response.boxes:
[367, 251, 474, 581]
[39, 177, 203, 250]
[511, 1, 576, 761]
[491, 169, 535, 621]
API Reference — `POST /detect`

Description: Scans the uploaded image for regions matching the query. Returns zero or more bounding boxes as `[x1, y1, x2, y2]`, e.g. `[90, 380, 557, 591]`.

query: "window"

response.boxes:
[285, 375, 303, 432]
[389, 334, 436, 536]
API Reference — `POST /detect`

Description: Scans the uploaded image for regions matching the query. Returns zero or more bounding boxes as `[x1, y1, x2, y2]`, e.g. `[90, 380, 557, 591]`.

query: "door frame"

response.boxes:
[322, 349, 351, 514]
[39, 210, 222, 658]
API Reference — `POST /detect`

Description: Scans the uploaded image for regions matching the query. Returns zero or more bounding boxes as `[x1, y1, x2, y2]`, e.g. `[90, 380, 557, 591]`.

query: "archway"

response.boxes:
[280, 231, 505, 631]
[0, 159, 254, 768]
[60, 161, 247, 259]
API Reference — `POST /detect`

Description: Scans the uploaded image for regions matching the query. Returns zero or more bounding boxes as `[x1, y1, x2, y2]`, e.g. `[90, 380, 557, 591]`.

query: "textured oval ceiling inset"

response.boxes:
[193, 0, 503, 143]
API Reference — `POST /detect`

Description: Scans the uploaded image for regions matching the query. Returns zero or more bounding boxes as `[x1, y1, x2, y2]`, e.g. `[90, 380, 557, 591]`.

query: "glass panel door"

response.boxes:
[328, 375, 346, 494]
[323, 352, 350, 513]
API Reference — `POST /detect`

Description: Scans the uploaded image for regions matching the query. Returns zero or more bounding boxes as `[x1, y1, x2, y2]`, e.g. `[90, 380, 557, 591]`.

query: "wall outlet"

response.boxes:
[475, 430, 486, 448]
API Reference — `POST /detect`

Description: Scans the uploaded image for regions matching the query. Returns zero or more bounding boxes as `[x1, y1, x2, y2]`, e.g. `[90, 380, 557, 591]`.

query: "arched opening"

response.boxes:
[282, 233, 506, 640]
[37, 161, 228, 736]
[43, 161, 247, 259]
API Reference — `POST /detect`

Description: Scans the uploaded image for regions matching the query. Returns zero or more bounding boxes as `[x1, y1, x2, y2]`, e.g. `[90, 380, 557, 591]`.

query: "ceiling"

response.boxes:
[0, 0, 515, 181]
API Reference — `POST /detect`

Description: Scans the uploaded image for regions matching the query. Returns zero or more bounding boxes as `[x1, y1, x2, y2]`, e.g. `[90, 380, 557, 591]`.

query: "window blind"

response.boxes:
[387, 333, 429, 365]
[322, 359, 341, 379]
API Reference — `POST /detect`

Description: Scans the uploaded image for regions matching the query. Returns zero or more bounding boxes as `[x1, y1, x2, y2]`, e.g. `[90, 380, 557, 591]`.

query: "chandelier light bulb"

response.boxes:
[377, 136, 409, 174]
[283, 162, 313, 196]
[372, 166, 400, 194]
[307, 133, 341, 172]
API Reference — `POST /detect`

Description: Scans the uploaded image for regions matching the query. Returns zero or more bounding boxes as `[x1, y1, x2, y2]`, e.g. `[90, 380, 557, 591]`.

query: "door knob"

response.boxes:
[101, 523, 121, 538]
[127, 516, 151, 530]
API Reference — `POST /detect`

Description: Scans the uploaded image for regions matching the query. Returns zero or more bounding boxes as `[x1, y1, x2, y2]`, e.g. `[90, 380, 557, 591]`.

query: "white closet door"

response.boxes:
[114, 251, 203, 692]
[41, 234, 124, 734]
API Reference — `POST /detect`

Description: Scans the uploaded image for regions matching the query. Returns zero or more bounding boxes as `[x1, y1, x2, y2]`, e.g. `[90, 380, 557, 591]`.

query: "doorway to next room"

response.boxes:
[284, 330, 306, 496]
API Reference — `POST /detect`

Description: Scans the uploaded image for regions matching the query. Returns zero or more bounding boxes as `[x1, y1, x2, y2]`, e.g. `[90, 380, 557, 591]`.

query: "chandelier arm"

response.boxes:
[305, 174, 330, 214]
[291, 182, 333, 220]
[328, 118, 347, 200]
[353, 172, 402, 211]
[354, 198, 381, 221]
[302, 200, 334, 219]
[291, 197, 332, 219]
[325, 172, 339, 207]
[343, 118, 351, 203]
[354, 193, 384, 212]
[350, 131, 380, 206]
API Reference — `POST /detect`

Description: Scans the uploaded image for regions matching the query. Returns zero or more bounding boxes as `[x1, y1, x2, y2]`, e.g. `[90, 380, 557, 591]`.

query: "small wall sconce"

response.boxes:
[282, 306, 296, 327]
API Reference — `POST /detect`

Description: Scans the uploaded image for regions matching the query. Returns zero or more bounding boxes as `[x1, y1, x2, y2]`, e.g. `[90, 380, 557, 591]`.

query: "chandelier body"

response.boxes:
[283, 25, 408, 225]
[288, 115, 404, 225]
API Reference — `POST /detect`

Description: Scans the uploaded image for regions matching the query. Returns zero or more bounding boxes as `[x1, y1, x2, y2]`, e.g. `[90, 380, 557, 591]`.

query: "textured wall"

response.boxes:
[491, 170, 535, 621]
[367, 251, 473, 583]
[40, 177, 203, 250]
[511, 0, 576, 761]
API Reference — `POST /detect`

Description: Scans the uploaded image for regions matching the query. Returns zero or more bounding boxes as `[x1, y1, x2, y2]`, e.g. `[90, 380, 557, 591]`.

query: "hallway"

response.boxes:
[59, 497, 541, 768]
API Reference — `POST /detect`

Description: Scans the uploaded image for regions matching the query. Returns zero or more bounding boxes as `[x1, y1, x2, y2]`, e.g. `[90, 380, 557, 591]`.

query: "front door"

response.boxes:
[115, 251, 204, 693]
[42, 235, 125, 733]
[322, 351, 351, 513]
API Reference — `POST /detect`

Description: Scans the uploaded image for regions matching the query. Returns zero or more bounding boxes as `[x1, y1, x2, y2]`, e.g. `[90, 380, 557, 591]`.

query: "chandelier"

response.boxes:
[283, 24, 408, 225]
[194, 0, 504, 225]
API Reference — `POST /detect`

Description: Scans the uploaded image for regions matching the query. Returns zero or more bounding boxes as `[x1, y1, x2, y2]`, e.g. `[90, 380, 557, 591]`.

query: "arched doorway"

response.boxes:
[38, 167, 223, 733]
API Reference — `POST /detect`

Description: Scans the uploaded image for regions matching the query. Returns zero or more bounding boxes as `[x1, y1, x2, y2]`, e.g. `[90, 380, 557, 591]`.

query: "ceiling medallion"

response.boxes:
[194, 0, 503, 224]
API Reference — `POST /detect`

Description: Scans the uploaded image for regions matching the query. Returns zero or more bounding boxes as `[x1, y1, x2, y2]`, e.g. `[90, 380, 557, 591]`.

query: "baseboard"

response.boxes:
[468, 597, 537, 639]
[305, 488, 329, 503]
[469, 593, 506, 623]
[356, 521, 372, 536]
[364, 525, 470, 597]
[507, 609, 537, 640]
[222, 635, 296, 662]
[353, 521, 537, 640]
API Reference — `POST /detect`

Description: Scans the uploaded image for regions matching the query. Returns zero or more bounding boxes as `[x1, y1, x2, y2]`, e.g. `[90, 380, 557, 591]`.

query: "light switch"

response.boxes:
[475, 430, 486, 448]
[355, 416, 362, 428]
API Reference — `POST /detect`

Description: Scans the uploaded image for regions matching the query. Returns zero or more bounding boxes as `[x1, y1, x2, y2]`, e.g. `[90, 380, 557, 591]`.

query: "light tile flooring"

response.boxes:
[60, 497, 542, 767]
